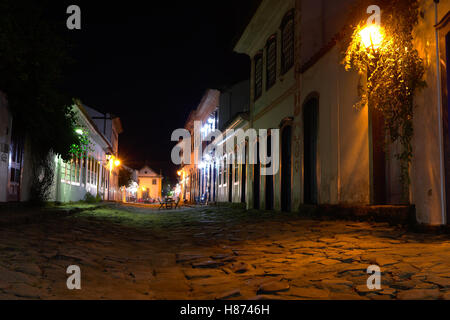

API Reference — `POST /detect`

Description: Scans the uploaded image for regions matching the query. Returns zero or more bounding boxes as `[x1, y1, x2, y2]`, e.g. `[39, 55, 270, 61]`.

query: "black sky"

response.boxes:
[53, 1, 260, 181]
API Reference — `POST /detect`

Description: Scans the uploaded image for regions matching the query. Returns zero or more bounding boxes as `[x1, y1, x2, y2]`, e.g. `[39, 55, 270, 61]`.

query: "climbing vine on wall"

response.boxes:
[343, 0, 426, 195]
[69, 100, 94, 159]
[69, 127, 92, 158]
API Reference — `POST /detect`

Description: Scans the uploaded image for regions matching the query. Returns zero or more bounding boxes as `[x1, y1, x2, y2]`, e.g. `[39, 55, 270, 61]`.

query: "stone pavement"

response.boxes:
[0, 203, 449, 300]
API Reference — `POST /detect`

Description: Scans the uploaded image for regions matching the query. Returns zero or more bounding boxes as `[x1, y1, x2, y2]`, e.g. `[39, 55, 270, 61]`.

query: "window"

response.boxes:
[266, 34, 277, 90]
[281, 10, 295, 74]
[60, 160, 66, 182]
[152, 179, 157, 185]
[254, 52, 263, 101]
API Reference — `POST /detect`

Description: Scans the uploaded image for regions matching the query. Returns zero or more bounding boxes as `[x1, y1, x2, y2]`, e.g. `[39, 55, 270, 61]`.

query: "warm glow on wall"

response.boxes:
[359, 24, 384, 51]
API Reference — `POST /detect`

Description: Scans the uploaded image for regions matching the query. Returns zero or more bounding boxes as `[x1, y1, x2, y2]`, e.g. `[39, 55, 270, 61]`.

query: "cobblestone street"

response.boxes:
[1, 203, 450, 300]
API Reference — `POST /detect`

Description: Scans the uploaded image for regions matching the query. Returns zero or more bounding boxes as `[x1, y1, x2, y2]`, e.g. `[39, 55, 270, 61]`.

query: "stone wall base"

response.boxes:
[298, 204, 416, 226]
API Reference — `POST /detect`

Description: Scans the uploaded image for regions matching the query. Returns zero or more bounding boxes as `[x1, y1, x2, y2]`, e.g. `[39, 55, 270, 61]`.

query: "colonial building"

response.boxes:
[137, 165, 163, 201]
[177, 84, 251, 205]
[231, 0, 450, 225]
[234, 0, 299, 211]
[51, 102, 123, 202]
[0, 92, 32, 202]
[214, 81, 250, 205]
[180, 0, 450, 226]
[179, 89, 220, 203]
[1, 97, 123, 203]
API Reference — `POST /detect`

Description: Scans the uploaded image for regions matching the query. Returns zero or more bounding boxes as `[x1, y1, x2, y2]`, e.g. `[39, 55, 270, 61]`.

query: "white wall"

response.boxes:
[412, 0, 450, 225]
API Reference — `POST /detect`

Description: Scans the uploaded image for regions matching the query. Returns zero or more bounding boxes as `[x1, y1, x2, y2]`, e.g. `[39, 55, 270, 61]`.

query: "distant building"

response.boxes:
[214, 81, 250, 205]
[137, 166, 163, 201]
[178, 89, 220, 203]
[177, 84, 250, 205]
[51, 102, 123, 202]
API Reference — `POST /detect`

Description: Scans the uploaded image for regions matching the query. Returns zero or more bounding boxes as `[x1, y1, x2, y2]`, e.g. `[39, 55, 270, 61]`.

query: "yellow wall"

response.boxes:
[138, 177, 162, 200]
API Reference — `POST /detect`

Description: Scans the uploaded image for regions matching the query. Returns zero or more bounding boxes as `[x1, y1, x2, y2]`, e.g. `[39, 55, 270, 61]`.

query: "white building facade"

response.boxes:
[51, 103, 123, 203]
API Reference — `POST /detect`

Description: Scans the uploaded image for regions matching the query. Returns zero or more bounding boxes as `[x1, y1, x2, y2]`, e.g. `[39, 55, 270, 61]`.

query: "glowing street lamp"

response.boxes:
[359, 24, 384, 52]
[114, 159, 121, 167]
[75, 128, 84, 135]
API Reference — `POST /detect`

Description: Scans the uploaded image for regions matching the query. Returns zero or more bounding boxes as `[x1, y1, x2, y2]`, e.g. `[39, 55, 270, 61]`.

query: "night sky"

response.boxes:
[53, 1, 261, 181]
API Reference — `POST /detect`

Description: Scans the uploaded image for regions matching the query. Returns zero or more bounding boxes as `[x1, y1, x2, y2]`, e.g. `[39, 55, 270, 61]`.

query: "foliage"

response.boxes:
[0, 0, 79, 160]
[343, 0, 426, 195]
[0, 1, 80, 202]
[69, 105, 95, 159]
[29, 153, 56, 205]
[119, 168, 133, 188]
[83, 192, 102, 204]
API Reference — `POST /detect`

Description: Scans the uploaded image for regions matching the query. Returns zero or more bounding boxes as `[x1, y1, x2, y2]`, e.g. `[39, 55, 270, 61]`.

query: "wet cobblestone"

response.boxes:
[0, 203, 449, 300]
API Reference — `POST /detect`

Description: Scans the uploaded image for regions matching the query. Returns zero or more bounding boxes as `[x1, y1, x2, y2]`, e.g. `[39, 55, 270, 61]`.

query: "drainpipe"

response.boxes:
[434, 0, 447, 224]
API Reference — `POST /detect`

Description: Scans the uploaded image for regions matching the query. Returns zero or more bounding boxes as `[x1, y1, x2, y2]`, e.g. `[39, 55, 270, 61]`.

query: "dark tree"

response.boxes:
[119, 168, 133, 188]
[0, 0, 79, 202]
[0, 0, 78, 158]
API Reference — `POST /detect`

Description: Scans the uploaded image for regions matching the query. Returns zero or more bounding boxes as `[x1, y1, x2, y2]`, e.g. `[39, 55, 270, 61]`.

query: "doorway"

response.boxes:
[371, 103, 387, 204]
[253, 141, 260, 209]
[441, 26, 450, 224]
[265, 133, 274, 210]
[446, 31, 450, 224]
[228, 163, 233, 203]
[213, 162, 216, 202]
[281, 125, 292, 211]
[303, 96, 318, 205]
[241, 143, 247, 204]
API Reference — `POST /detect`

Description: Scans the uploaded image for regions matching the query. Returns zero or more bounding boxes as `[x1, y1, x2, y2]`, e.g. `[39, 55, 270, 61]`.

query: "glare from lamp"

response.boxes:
[359, 24, 384, 51]
[75, 128, 84, 135]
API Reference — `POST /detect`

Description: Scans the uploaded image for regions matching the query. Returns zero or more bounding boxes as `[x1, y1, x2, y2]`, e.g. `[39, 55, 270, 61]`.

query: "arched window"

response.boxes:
[280, 9, 295, 75]
[266, 34, 277, 90]
[254, 52, 263, 101]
